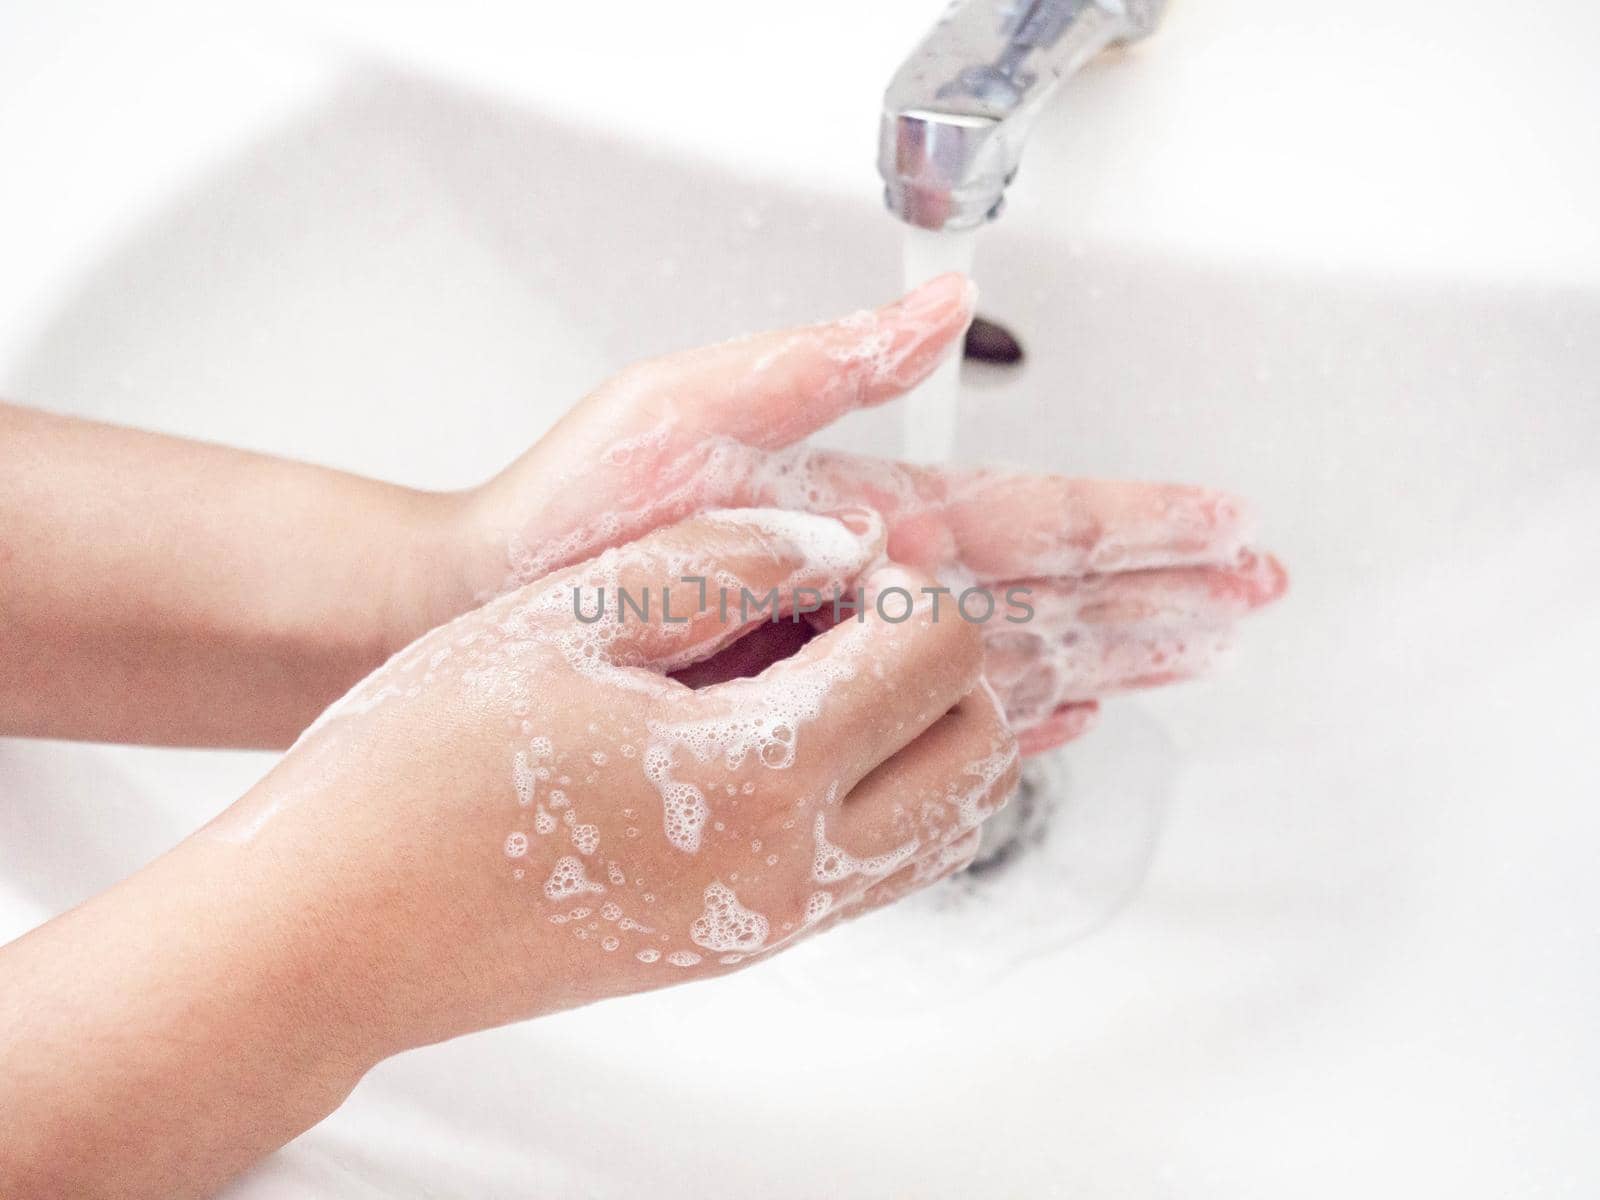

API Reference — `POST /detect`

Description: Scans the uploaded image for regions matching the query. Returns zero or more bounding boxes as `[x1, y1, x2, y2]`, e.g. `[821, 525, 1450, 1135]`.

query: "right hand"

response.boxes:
[208, 508, 1017, 1052]
[442, 275, 1285, 759]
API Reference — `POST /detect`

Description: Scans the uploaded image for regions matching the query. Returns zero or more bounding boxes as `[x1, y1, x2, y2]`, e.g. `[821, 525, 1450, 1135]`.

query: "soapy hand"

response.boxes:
[0, 280, 1274, 1200]
[0, 506, 1015, 1198]
[448, 274, 1286, 754]
[214, 508, 1014, 1045]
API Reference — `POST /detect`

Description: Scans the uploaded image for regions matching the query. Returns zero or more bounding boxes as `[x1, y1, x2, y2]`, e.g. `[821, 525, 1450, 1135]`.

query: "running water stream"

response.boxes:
[772, 229, 1177, 1008]
[900, 226, 978, 464]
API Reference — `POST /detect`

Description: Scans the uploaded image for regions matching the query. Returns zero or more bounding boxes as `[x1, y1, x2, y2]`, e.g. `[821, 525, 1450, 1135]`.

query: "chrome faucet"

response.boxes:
[879, 0, 1169, 231]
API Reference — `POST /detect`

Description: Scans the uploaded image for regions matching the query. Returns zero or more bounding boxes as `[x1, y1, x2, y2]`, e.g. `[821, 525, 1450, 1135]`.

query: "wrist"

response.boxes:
[146, 835, 396, 1079]
[382, 486, 494, 651]
[206, 725, 579, 1055]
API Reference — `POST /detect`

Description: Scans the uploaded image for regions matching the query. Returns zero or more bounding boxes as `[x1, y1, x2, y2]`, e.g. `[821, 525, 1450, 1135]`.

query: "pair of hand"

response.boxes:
[0, 275, 1285, 1200]
[209, 272, 1283, 1045]
[433, 273, 1286, 755]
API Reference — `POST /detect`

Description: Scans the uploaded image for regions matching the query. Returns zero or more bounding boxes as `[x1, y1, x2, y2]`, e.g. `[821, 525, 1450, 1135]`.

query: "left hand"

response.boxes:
[429, 274, 1286, 754]
[0, 508, 1013, 1200]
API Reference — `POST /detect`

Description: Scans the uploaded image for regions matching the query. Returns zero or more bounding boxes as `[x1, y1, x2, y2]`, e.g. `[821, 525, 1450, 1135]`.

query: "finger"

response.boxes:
[987, 625, 1237, 725]
[613, 274, 976, 451]
[545, 507, 882, 672]
[739, 448, 944, 565]
[691, 564, 985, 795]
[940, 473, 1259, 579]
[1087, 628, 1238, 695]
[1015, 701, 1098, 756]
[737, 450, 1262, 579]
[1010, 551, 1289, 629]
[820, 681, 1019, 875]
[984, 554, 1285, 726]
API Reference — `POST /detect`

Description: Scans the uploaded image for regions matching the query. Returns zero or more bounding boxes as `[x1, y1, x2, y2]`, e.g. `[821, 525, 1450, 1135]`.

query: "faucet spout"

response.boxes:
[879, 0, 1168, 231]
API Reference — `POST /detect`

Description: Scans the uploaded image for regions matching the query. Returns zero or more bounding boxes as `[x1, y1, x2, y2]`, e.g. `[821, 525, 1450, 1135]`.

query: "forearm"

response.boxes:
[0, 828, 389, 1200]
[0, 402, 469, 746]
[0, 743, 547, 1200]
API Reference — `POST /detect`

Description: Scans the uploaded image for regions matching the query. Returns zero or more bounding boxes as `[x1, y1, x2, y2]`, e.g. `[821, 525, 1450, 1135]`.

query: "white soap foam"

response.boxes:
[689, 882, 770, 953]
[512, 751, 535, 806]
[543, 855, 605, 901]
[803, 891, 834, 925]
[811, 811, 919, 885]
[697, 507, 872, 579]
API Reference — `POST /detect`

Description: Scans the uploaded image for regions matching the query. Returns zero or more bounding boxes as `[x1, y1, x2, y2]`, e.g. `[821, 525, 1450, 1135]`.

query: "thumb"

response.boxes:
[546, 507, 885, 673]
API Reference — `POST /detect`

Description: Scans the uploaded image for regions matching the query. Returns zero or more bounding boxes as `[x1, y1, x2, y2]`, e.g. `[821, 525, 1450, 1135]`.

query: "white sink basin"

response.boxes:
[3, 20, 1599, 1200]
